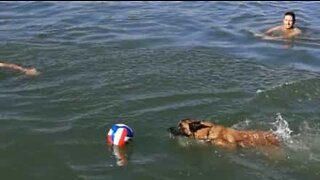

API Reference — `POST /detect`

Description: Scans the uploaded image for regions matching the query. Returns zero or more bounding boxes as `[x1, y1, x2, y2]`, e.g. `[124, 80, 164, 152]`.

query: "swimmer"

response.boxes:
[0, 62, 40, 76]
[264, 11, 301, 39]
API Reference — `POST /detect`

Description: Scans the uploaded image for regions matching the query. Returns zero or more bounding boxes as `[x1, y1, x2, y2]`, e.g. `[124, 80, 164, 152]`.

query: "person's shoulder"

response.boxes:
[295, 27, 302, 34]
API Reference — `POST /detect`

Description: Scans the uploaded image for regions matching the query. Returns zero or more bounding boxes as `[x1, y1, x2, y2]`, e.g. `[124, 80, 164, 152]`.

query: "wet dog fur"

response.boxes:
[168, 118, 281, 150]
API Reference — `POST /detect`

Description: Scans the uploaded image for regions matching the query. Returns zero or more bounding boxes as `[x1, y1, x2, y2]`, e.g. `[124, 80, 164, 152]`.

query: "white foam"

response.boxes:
[271, 113, 293, 142]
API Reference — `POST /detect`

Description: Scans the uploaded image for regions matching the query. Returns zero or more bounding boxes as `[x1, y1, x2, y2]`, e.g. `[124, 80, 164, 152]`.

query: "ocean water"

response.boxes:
[0, 1, 320, 180]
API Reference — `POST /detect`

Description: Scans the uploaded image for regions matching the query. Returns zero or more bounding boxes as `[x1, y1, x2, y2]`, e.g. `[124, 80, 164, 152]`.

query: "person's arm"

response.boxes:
[0, 62, 40, 76]
[264, 25, 282, 36]
[261, 25, 283, 40]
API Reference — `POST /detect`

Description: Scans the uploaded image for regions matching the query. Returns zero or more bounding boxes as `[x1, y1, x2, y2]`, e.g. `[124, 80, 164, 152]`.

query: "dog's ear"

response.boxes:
[189, 121, 209, 132]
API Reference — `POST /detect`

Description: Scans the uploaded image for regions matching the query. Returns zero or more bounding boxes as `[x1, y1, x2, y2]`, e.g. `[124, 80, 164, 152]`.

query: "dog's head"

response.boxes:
[168, 118, 212, 137]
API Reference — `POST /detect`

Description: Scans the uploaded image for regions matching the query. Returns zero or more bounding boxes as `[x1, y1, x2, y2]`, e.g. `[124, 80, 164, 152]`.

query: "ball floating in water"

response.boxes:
[107, 124, 134, 146]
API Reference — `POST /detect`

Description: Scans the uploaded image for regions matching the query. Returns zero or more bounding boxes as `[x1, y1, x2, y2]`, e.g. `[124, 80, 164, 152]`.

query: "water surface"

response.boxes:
[1, 1, 320, 180]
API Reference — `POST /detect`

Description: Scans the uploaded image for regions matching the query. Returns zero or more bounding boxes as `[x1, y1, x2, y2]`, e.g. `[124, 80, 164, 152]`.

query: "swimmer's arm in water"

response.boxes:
[264, 25, 282, 36]
[253, 32, 281, 40]
[255, 26, 284, 40]
[0, 62, 40, 76]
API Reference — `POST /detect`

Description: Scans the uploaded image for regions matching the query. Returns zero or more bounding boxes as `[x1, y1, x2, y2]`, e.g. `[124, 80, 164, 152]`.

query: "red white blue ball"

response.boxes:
[107, 124, 134, 146]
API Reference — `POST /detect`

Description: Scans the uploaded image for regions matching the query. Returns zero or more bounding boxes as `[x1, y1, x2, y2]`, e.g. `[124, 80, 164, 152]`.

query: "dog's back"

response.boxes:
[235, 130, 280, 148]
[169, 119, 281, 149]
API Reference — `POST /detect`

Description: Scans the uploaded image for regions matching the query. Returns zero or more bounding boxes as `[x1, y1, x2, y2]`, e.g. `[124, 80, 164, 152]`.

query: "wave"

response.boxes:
[255, 78, 320, 101]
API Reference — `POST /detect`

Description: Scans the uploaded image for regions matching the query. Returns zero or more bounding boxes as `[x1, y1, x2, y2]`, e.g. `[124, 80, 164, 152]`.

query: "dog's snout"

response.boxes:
[167, 127, 175, 133]
[167, 127, 182, 136]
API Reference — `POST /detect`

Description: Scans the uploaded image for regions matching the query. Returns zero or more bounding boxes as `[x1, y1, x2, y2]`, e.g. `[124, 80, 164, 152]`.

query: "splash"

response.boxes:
[270, 113, 293, 142]
[270, 115, 320, 164]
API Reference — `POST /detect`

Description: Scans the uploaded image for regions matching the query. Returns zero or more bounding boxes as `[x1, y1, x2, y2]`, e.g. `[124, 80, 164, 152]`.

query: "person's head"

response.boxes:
[283, 11, 296, 29]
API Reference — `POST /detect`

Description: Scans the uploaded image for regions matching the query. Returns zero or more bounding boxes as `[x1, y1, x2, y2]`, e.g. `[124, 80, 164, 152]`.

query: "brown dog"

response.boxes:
[168, 118, 281, 150]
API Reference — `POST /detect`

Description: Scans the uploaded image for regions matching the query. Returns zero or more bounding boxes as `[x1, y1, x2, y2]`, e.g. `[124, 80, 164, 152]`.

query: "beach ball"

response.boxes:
[107, 124, 134, 146]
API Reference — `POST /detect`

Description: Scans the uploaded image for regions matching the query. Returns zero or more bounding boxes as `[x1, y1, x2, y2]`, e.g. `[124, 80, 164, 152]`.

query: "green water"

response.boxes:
[1, 1, 320, 180]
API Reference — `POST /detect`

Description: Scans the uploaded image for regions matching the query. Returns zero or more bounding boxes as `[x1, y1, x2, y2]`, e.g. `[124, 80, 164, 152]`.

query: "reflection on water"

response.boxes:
[108, 145, 129, 167]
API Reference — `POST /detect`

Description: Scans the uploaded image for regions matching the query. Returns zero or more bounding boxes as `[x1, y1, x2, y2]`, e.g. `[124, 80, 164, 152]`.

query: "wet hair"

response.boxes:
[284, 11, 296, 24]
